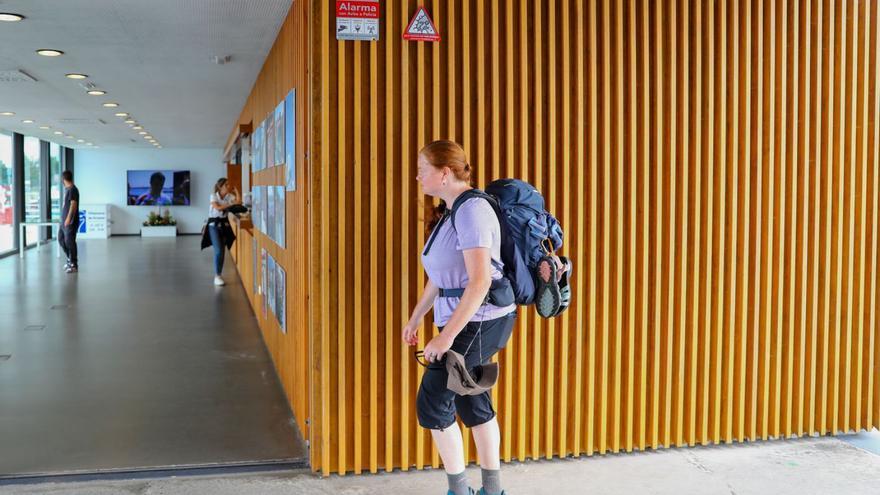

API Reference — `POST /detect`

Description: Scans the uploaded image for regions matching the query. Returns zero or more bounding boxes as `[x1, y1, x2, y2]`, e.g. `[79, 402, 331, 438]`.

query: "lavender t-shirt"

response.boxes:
[421, 197, 516, 327]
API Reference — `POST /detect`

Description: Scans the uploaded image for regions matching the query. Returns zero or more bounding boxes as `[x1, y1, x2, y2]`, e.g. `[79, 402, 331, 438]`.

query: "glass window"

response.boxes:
[23, 136, 41, 245]
[50, 143, 62, 223]
[0, 132, 13, 254]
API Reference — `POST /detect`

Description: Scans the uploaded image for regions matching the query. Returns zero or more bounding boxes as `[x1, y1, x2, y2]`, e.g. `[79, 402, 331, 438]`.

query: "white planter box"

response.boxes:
[140, 226, 177, 237]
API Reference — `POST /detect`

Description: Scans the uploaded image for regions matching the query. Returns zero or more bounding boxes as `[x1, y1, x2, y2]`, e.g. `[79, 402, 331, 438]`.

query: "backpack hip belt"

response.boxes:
[438, 277, 515, 307]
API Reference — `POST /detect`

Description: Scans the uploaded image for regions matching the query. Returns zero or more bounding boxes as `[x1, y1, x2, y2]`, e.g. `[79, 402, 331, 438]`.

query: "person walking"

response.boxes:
[58, 170, 79, 273]
[404, 140, 513, 495]
[59, 170, 80, 274]
[203, 178, 239, 286]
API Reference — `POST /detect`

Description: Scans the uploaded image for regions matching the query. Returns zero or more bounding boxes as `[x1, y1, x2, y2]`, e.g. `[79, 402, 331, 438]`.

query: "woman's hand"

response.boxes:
[402, 321, 420, 346]
[423, 333, 454, 363]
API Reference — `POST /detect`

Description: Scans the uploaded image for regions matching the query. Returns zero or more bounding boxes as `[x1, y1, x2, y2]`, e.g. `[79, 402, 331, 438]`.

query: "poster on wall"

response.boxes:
[252, 186, 259, 232]
[251, 187, 259, 233]
[285, 89, 297, 191]
[275, 186, 285, 248]
[260, 186, 266, 233]
[276, 263, 286, 333]
[261, 248, 268, 317]
[252, 237, 259, 297]
[274, 100, 285, 167]
[259, 120, 267, 171]
[252, 123, 263, 172]
[268, 255, 277, 318]
[267, 185, 276, 242]
[266, 111, 276, 169]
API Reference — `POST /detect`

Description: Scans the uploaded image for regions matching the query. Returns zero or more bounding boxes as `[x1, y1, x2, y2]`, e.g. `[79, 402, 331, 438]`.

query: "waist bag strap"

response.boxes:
[439, 278, 514, 306]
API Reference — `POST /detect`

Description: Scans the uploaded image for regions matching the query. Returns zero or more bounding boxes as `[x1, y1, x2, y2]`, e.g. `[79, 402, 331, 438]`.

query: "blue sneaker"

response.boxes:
[447, 489, 477, 495]
[477, 490, 506, 495]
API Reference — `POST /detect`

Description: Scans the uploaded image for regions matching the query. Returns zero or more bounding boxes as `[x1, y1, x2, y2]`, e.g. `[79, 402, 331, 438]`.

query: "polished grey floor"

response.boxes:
[0, 237, 306, 479]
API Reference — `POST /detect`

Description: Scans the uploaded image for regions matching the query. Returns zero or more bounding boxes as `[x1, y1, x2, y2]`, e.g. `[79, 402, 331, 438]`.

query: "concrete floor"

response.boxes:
[2, 433, 879, 494]
[0, 237, 306, 479]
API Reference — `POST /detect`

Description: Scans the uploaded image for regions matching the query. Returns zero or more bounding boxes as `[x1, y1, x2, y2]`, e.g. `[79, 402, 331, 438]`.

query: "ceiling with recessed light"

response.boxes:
[0, 0, 293, 149]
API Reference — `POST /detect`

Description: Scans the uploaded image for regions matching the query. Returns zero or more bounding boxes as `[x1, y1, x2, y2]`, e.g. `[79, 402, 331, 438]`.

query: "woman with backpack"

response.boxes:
[404, 140, 515, 495]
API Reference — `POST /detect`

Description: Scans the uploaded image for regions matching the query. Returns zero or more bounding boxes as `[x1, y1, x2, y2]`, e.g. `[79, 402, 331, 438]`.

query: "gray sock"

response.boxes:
[481, 468, 502, 495]
[447, 471, 470, 495]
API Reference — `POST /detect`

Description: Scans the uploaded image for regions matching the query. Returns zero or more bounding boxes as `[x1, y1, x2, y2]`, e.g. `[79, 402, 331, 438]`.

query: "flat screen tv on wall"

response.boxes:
[127, 170, 191, 206]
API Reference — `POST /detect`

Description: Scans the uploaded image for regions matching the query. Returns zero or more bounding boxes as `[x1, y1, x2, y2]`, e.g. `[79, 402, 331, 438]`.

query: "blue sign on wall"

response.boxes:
[78, 210, 87, 233]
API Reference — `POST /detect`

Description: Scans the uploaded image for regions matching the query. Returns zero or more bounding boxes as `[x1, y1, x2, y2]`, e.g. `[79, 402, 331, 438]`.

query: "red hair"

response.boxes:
[419, 140, 474, 233]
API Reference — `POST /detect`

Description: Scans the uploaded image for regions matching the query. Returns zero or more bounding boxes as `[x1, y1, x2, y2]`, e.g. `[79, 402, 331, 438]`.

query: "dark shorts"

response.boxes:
[416, 311, 516, 430]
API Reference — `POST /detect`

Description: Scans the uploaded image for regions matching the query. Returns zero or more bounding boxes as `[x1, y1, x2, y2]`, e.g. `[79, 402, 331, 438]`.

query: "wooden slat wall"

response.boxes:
[306, 0, 880, 476]
[225, 0, 312, 443]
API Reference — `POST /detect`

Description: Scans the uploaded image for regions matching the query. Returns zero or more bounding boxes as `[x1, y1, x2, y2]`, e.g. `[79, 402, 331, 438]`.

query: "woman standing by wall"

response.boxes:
[204, 177, 239, 286]
[404, 140, 514, 495]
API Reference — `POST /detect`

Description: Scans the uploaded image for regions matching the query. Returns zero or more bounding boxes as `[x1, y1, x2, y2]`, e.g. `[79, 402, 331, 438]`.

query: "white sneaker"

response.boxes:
[214, 276, 225, 286]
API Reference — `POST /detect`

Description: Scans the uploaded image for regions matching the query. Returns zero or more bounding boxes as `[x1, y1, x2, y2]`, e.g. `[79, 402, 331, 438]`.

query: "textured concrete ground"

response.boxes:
[3, 434, 880, 495]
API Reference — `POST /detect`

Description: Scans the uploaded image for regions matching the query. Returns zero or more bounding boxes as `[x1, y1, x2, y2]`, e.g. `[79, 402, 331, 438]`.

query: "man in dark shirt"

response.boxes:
[59, 170, 80, 273]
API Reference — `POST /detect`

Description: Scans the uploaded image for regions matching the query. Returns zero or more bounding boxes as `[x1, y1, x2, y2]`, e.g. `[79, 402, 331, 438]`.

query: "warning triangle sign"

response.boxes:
[403, 6, 440, 41]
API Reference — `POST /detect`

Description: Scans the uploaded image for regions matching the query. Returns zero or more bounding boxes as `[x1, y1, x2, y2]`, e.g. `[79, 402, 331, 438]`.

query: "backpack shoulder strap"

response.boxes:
[449, 189, 499, 230]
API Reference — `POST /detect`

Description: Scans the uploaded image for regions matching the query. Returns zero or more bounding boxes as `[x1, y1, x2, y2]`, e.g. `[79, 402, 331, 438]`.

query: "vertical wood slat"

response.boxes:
[809, 0, 822, 438]
[638, 0, 649, 453]
[368, 32, 379, 474]
[821, 0, 833, 437]
[869, 0, 880, 432]
[690, 0, 704, 447]
[651, 0, 663, 451]
[573, 0, 587, 459]
[613, 0, 624, 455]
[383, 0, 396, 474]
[676, 0, 690, 449]
[336, 33, 348, 475]
[626, 0, 637, 454]
[229, 0, 880, 475]
[587, 0, 599, 457]
[853, 0, 869, 434]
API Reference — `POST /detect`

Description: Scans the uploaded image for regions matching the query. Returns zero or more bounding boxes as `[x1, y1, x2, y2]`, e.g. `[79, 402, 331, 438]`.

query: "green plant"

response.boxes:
[143, 208, 177, 226]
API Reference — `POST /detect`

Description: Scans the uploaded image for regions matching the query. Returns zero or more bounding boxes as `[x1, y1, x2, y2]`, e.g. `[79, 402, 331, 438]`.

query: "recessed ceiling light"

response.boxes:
[53, 131, 63, 135]
[0, 13, 25, 22]
[36, 49, 64, 57]
[66, 135, 75, 138]
[102, 102, 119, 108]
[39, 125, 51, 130]
[76, 139, 85, 143]
[115, 112, 128, 117]
[144, 136, 153, 139]
[125, 119, 135, 124]
[132, 126, 143, 130]
[21, 119, 34, 124]
[138, 131, 147, 135]
[65, 73, 88, 80]
[87, 90, 106, 96]
[86, 142, 93, 146]
[0, 111, 15, 116]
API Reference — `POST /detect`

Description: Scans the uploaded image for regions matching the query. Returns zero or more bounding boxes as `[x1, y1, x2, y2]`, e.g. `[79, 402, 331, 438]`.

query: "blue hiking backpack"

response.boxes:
[449, 179, 565, 308]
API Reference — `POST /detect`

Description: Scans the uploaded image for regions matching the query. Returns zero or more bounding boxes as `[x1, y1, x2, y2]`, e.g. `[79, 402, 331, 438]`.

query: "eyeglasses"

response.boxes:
[413, 350, 430, 368]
